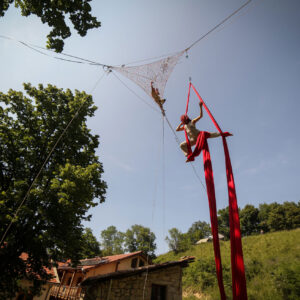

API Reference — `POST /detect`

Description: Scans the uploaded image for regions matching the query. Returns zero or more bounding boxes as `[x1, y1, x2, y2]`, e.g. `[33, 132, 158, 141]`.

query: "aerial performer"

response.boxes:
[176, 102, 232, 162]
[151, 81, 166, 115]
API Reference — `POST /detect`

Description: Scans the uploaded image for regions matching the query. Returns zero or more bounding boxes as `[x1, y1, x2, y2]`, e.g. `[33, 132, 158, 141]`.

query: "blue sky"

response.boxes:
[1, 0, 299, 254]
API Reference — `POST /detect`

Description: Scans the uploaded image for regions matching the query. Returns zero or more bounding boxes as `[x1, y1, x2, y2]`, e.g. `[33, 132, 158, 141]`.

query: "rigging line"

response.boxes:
[162, 115, 166, 252]
[19, 41, 85, 64]
[0, 34, 108, 67]
[0, 71, 107, 247]
[142, 114, 164, 300]
[164, 114, 206, 191]
[212, 0, 260, 37]
[185, 0, 252, 51]
[111, 71, 160, 114]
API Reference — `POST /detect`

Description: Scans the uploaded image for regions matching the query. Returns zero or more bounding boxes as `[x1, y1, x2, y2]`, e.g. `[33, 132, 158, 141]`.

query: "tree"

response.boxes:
[0, 0, 101, 52]
[0, 83, 107, 298]
[165, 228, 188, 253]
[282, 201, 300, 230]
[80, 228, 102, 259]
[186, 221, 211, 244]
[258, 203, 272, 232]
[100, 226, 125, 256]
[124, 225, 156, 258]
[240, 205, 259, 236]
[267, 203, 287, 232]
[217, 207, 230, 239]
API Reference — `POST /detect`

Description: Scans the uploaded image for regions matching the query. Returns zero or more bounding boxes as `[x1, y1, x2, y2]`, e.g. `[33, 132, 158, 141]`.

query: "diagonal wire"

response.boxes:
[0, 71, 107, 247]
[111, 71, 160, 114]
[0, 34, 108, 66]
[185, 0, 252, 51]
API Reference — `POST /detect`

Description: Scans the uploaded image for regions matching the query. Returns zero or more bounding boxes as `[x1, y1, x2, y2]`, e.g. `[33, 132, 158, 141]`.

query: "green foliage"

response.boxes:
[156, 229, 300, 300]
[187, 221, 211, 244]
[100, 225, 125, 256]
[166, 222, 211, 254]
[217, 207, 230, 239]
[124, 224, 156, 258]
[273, 263, 300, 299]
[240, 205, 259, 236]
[218, 201, 300, 238]
[0, 0, 101, 52]
[0, 83, 106, 298]
[80, 228, 102, 259]
[165, 228, 188, 254]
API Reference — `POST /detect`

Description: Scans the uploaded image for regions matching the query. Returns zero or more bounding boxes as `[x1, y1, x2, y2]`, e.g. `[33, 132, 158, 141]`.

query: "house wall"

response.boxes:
[85, 255, 147, 277]
[83, 265, 182, 300]
[59, 255, 148, 287]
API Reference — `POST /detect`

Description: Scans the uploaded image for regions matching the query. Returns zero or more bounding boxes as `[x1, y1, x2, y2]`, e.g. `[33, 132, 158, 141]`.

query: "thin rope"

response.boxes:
[142, 114, 165, 300]
[0, 71, 107, 247]
[162, 116, 166, 251]
[111, 71, 160, 114]
[0, 35, 109, 67]
[185, 0, 252, 51]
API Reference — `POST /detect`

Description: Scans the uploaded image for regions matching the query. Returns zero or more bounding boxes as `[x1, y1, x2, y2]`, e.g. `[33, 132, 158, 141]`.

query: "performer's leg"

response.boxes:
[180, 141, 189, 156]
[209, 132, 221, 138]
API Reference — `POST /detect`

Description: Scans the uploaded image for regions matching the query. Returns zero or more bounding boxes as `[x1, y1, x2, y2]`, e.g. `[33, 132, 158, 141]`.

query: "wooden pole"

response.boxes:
[55, 270, 66, 299]
[66, 271, 76, 299]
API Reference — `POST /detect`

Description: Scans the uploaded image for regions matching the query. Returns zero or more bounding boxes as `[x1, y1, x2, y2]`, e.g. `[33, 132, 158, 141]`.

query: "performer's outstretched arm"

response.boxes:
[192, 102, 203, 124]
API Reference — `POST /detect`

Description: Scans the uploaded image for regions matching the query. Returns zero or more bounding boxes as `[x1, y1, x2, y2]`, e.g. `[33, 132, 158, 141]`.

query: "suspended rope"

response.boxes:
[0, 34, 109, 67]
[0, 71, 108, 247]
[185, 0, 252, 51]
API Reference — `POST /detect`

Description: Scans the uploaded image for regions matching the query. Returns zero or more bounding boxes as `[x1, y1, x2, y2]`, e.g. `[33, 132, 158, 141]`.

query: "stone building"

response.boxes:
[81, 257, 194, 300]
[48, 251, 151, 299]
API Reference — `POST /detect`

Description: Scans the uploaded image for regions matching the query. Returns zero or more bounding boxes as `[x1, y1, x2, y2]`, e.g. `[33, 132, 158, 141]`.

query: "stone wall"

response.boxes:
[84, 265, 182, 300]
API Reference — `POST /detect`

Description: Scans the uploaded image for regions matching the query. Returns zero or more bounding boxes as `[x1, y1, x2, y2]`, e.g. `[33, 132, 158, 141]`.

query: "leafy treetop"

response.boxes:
[0, 83, 106, 298]
[0, 0, 101, 52]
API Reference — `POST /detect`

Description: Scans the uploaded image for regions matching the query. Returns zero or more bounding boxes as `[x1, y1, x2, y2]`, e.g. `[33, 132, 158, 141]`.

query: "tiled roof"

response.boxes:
[58, 251, 151, 271]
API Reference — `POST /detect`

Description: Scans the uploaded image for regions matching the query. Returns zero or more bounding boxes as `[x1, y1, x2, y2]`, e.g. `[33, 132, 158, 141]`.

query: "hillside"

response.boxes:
[155, 229, 300, 300]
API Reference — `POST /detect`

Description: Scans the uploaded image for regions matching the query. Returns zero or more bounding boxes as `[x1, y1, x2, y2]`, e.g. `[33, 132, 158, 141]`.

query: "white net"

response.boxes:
[112, 51, 184, 105]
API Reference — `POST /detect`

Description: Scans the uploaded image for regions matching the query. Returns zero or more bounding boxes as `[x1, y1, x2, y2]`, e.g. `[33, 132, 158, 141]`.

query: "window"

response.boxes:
[151, 284, 166, 300]
[131, 258, 138, 268]
[139, 259, 145, 267]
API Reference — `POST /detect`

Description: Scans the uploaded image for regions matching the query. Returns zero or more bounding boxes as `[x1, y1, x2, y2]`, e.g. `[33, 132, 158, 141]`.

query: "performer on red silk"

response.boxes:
[176, 102, 230, 160]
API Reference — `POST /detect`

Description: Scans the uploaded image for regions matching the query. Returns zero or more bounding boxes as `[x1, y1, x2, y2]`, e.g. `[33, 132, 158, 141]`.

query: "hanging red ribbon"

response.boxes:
[183, 82, 248, 300]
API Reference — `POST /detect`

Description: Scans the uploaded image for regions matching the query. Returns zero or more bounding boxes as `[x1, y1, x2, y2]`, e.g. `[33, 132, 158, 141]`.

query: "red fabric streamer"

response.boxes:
[185, 131, 227, 300]
[184, 82, 248, 300]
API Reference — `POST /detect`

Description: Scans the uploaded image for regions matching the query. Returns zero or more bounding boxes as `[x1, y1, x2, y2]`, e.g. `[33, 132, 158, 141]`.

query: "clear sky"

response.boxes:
[1, 0, 299, 254]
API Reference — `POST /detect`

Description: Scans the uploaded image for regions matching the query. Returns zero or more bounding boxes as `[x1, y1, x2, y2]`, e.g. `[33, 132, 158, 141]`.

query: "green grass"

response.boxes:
[155, 229, 300, 300]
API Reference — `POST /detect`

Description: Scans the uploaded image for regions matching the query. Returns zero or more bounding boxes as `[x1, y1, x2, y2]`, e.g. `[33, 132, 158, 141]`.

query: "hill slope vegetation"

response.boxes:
[155, 229, 300, 300]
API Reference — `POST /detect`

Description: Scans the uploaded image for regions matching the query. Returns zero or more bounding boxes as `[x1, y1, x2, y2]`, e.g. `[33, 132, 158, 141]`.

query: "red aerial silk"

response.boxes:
[183, 82, 247, 300]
